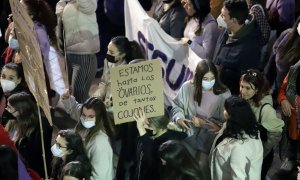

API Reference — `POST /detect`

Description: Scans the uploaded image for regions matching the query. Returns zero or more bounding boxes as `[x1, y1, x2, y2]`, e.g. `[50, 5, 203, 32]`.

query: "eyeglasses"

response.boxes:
[55, 142, 67, 149]
[5, 105, 17, 114]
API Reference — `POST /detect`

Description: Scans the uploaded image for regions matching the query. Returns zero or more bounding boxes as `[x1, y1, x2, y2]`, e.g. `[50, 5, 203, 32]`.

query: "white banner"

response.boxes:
[125, 0, 202, 106]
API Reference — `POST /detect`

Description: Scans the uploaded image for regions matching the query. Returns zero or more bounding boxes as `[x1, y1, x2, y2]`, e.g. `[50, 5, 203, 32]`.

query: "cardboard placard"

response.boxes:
[9, 0, 52, 125]
[111, 59, 164, 124]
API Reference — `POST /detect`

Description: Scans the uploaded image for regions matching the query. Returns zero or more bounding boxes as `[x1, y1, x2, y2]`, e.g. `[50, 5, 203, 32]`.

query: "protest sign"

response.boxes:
[125, 0, 203, 107]
[9, 0, 52, 125]
[111, 59, 164, 124]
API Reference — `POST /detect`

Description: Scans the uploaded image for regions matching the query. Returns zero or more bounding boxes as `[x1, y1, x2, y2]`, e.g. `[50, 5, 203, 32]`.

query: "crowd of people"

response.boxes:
[0, 0, 299, 179]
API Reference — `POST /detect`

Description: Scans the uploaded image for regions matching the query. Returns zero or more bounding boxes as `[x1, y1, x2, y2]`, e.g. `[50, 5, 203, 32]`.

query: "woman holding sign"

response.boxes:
[60, 90, 115, 180]
[93, 36, 144, 108]
[171, 60, 230, 180]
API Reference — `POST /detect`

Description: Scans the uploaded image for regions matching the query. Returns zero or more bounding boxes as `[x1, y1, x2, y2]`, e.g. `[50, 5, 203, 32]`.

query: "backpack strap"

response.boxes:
[258, 103, 271, 124]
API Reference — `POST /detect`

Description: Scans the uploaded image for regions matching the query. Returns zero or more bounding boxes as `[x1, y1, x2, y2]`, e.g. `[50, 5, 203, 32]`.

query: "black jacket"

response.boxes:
[135, 130, 187, 180]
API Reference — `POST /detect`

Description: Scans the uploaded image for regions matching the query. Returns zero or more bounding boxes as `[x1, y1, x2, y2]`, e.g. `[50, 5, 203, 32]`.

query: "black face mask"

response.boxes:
[106, 54, 116, 63]
[146, 128, 156, 136]
[163, 0, 173, 4]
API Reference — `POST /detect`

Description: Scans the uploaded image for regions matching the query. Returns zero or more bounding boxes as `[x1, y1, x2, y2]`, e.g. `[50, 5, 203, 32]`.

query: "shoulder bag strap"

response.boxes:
[258, 103, 272, 124]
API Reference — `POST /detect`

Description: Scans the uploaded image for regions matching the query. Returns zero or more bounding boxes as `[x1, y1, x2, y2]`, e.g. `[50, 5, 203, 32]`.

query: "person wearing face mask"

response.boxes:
[239, 69, 284, 179]
[152, 0, 186, 39]
[51, 130, 91, 180]
[93, 36, 144, 107]
[171, 60, 230, 180]
[2, 19, 22, 64]
[60, 90, 115, 180]
[212, 0, 261, 95]
[133, 109, 187, 180]
[5, 92, 53, 178]
[0, 63, 30, 126]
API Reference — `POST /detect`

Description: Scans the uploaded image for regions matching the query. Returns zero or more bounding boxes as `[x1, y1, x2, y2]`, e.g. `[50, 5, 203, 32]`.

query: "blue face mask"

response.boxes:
[80, 116, 96, 129]
[202, 79, 215, 90]
[8, 35, 19, 50]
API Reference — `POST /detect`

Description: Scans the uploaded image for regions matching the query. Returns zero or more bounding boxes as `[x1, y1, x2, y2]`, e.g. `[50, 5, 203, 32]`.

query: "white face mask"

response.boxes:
[51, 144, 64, 158]
[8, 35, 19, 50]
[297, 22, 300, 36]
[217, 15, 227, 29]
[202, 79, 215, 90]
[1, 79, 17, 93]
[80, 117, 96, 129]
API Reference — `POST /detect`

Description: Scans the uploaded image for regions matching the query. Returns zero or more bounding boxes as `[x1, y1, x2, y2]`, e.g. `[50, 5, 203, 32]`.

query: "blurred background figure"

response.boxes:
[0, 144, 18, 180]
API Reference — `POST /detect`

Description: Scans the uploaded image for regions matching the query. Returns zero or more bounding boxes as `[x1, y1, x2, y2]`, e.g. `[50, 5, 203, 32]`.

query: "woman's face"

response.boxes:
[1, 68, 21, 85]
[182, 0, 196, 16]
[106, 42, 125, 63]
[202, 71, 215, 90]
[81, 108, 96, 122]
[202, 71, 215, 81]
[240, 80, 256, 100]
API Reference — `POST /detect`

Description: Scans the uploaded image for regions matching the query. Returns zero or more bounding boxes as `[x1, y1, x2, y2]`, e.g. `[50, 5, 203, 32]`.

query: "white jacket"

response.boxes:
[56, 0, 100, 54]
[209, 125, 263, 180]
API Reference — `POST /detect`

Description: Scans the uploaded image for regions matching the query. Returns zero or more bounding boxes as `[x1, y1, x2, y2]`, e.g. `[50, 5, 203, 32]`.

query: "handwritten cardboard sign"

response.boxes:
[111, 59, 164, 124]
[9, 0, 52, 125]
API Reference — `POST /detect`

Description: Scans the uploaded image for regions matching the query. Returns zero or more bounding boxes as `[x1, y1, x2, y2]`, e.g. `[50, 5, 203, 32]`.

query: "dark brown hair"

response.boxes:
[6, 92, 38, 142]
[193, 60, 227, 106]
[240, 69, 270, 107]
[75, 97, 115, 144]
[186, 0, 211, 36]
[22, 0, 58, 47]
[111, 36, 145, 63]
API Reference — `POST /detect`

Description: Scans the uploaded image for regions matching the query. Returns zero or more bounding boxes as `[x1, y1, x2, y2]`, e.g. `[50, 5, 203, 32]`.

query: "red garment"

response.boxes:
[1, 47, 14, 64]
[0, 124, 16, 150]
[278, 75, 300, 140]
[27, 168, 41, 180]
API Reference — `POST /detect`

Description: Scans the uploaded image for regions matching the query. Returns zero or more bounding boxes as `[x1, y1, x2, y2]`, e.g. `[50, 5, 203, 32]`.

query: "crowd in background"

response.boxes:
[0, 0, 299, 179]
